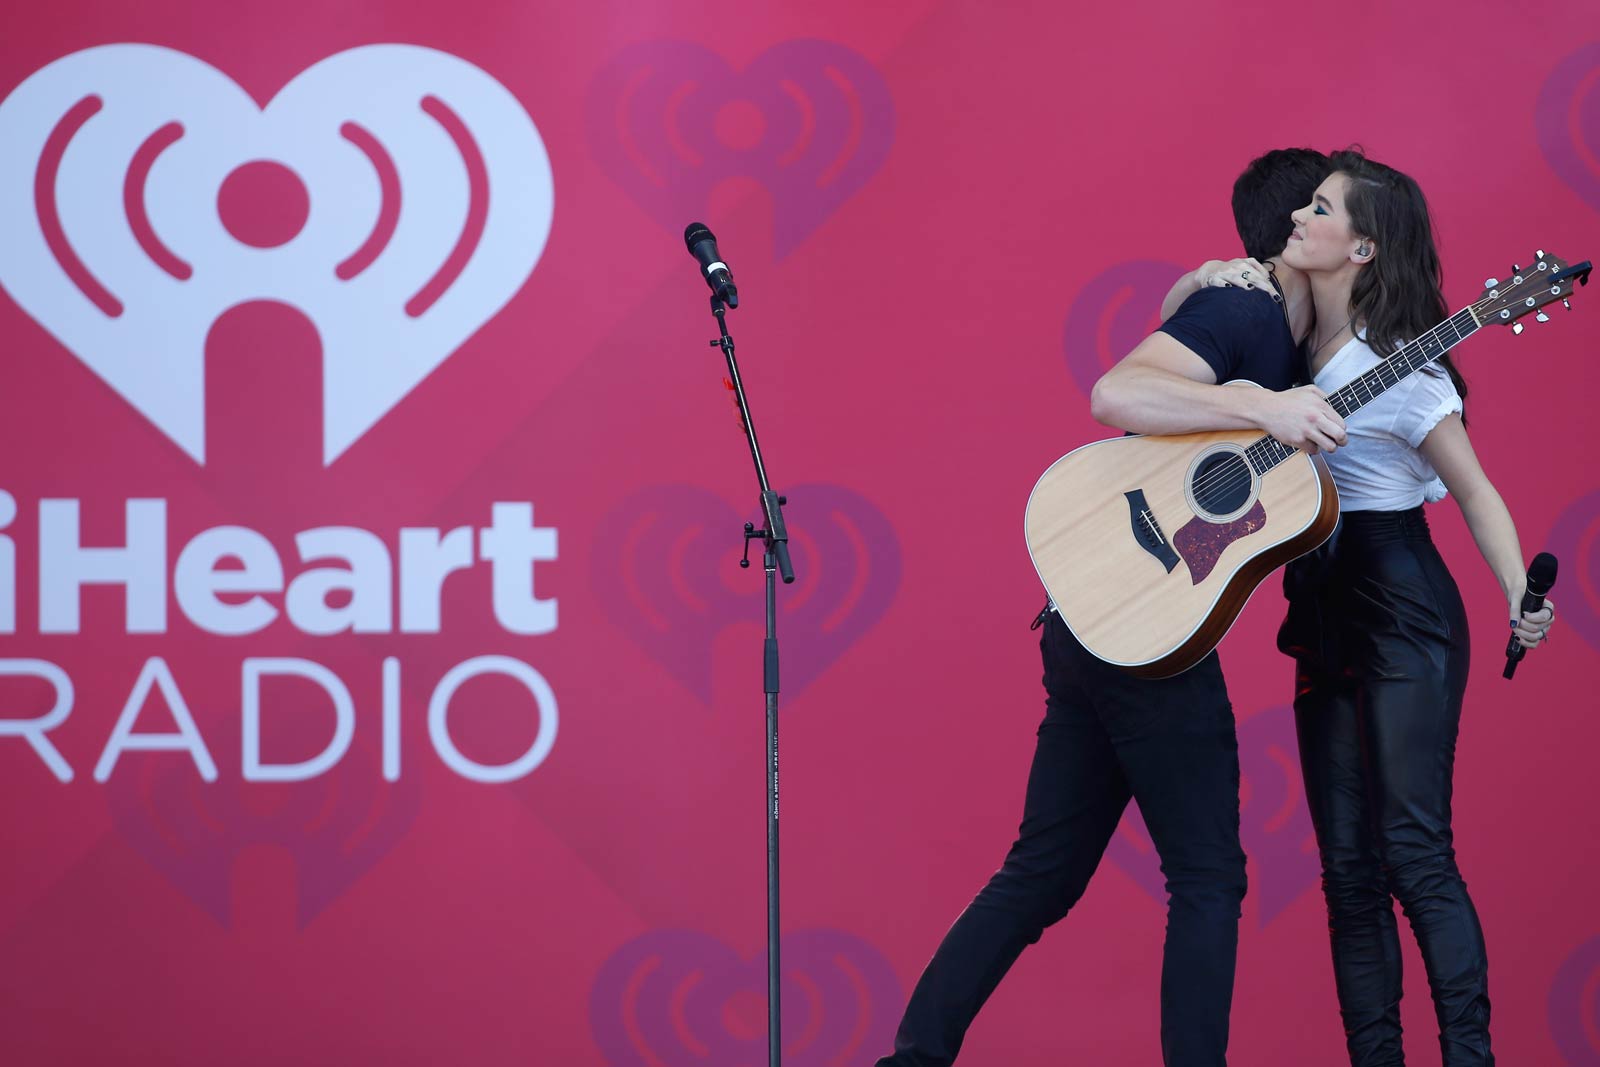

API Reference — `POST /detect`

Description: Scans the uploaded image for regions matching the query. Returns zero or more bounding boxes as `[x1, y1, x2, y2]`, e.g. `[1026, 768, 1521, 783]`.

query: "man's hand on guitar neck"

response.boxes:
[1255, 384, 1347, 455]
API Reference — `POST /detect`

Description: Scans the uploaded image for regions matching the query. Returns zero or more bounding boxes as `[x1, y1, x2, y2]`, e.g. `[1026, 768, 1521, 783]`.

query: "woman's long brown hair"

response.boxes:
[1331, 148, 1470, 414]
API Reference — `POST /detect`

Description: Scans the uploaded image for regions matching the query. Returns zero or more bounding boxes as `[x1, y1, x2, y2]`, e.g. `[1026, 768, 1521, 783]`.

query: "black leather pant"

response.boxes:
[1279, 507, 1491, 1066]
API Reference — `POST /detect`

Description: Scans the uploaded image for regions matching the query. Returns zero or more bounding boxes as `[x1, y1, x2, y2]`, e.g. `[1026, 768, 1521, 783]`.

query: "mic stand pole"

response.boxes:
[707, 292, 794, 1067]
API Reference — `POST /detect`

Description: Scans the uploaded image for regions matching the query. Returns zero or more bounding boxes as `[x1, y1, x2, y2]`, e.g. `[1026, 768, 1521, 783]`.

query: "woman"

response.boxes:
[1183, 149, 1555, 1065]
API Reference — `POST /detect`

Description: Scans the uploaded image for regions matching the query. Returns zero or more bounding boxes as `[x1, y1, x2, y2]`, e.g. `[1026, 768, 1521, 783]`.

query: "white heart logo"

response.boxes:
[0, 44, 553, 464]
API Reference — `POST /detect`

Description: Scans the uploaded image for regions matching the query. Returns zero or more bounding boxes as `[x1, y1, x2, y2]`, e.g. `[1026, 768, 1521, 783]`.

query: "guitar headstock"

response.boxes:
[1478, 250, 1591, 334]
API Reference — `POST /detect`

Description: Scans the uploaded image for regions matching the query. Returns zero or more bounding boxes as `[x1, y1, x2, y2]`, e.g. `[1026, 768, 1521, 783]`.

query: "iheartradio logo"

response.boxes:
[1105, 704, 1317, 925]
[1061, 259, 1183, 400]
[1548, 489, 1600, 655]
[0, 43, 554, 464]
[589, 928, 901, 1065]
[1550, 934, 1600, 1066]
[587, 39, 894, 257]
[1537, 43, 1600, 218]
[590, 483, 902, 704]
[106, 709, 424, 927]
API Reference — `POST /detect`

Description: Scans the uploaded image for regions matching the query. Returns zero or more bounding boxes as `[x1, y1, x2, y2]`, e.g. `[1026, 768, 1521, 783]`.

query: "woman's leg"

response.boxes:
[1341, 525, 1490, 1066]
[1359, 652, 1490, 1066]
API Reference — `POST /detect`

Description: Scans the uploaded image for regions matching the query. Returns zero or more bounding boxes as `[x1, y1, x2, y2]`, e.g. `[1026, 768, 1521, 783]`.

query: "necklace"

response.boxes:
[1310, 314, 1356, 363]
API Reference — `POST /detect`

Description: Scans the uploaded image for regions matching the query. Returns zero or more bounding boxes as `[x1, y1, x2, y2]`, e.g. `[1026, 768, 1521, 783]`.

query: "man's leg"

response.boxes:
[877, 617, 1131, 1066]
[1093, 647, 1247, 1067]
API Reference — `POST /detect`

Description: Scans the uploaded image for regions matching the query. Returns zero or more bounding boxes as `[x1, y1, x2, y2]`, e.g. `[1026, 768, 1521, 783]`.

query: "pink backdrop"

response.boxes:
[1, 2, 1597, 1064]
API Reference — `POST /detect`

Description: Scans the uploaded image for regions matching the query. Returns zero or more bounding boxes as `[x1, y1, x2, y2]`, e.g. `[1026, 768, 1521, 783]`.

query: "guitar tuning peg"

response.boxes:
[1536, 311, 1550, 323]
[1513, 264, 1521, 273]
[1512, 322, 1525, 335]
[1564, 299, 1572, 310]
[1536, 249, 1546, 258]
[1484, 277, 1499, 288]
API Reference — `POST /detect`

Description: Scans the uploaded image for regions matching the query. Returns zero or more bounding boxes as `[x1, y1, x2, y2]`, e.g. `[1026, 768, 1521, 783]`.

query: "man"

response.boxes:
[876, 148, 1346, 1067]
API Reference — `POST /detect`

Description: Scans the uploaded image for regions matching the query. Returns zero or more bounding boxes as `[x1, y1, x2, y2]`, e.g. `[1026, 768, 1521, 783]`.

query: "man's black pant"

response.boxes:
[877, 611, 1248, 1067]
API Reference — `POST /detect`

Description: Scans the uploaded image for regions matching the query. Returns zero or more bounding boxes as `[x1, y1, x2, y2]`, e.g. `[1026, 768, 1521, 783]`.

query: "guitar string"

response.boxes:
[1144, 260, 1577, 511]
[1178, 305, 1481, 507]
[1173, 276, 1552, 511]
[1192, 305, 1477, 502]
[1183, 259, 1585, 506]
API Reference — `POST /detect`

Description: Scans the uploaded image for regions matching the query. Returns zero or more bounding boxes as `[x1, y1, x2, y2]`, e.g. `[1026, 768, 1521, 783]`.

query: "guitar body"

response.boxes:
[1024, 249, 1591, 678]
[1025, 393, 1340, 678]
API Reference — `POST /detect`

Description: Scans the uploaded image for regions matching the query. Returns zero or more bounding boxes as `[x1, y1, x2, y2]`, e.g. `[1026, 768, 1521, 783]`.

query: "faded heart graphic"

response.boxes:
[591, 483, 901, 704]
[1549, 934, 1600, 1066]
[106, 697, 421, 928]
[589, 928, 901, 1066]
[1547, 489, 1600, 655]
[1537, 44, 1600, 217]
[0, 44, 553, 464]
[587, 39, 894, 258]
[1106, 704, 1317, 925]
[1061, 259, 1183, 399]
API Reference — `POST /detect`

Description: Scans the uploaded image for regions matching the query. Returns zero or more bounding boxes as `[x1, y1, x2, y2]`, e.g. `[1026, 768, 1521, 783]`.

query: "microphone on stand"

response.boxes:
[685, 222, 738, 308]
[1504, 552, 1558, 680]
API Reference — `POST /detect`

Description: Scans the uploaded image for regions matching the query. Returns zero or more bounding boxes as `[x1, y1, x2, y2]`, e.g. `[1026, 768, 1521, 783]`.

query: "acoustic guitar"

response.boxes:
[1026, 250, 1590, 678]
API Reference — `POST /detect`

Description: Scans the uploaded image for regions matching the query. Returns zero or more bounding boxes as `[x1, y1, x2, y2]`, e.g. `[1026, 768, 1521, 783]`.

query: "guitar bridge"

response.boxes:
[1125, 489, 1179, 573]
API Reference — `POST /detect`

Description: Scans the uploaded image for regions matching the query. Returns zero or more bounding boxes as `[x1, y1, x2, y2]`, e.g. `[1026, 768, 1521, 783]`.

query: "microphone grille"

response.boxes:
[684, 222, 714, 248]
[1527, 551, 1559, 596]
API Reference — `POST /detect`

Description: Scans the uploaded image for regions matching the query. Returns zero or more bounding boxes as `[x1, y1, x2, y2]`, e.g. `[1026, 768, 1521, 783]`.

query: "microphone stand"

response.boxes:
[707, 291, 794, 1067]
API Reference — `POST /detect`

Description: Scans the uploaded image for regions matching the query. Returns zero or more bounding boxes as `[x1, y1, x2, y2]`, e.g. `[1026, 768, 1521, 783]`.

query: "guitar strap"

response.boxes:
[1264, 264, 1311, 387]
[1262, 260, 1343, 582]
[1265, 263, 1293, 332]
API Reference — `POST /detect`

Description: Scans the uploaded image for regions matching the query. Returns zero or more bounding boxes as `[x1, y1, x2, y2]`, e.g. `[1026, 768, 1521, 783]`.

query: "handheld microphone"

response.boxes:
[1504, 551, 1557, 680]
[684, 222, 738, 308]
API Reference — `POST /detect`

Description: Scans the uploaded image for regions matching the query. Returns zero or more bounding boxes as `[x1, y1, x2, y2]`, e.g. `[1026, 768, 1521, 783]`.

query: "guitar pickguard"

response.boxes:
[1173, 501, 1267, 585]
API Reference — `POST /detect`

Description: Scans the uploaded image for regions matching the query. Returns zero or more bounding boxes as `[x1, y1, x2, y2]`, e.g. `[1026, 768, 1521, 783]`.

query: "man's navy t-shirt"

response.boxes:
[1157, 286, 1302, 392]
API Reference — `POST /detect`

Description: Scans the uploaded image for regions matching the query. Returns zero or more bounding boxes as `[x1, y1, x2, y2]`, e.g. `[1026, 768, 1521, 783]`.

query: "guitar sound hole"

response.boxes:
[1192, 453, 1251, 517]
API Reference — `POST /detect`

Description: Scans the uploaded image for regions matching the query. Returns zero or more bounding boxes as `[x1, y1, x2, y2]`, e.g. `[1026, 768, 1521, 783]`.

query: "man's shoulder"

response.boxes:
[1162, 287, 1291, 360]
[1170, 284, 1284, 326]
[1161, 284, 1299, 386]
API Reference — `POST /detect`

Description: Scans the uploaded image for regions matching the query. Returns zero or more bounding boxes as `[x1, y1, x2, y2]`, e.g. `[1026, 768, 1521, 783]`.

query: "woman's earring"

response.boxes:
[1356, 243, 1371, 258]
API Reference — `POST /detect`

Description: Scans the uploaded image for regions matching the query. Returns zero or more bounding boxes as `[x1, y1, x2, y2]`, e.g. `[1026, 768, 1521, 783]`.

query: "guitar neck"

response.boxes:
[1245, 306, 1482, 474]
